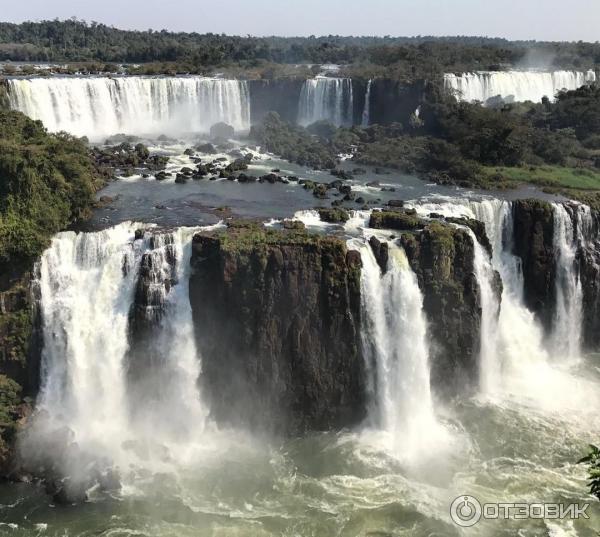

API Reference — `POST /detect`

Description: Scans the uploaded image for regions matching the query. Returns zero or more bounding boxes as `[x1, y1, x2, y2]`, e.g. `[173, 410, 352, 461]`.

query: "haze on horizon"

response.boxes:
[3, 0, 599, 42]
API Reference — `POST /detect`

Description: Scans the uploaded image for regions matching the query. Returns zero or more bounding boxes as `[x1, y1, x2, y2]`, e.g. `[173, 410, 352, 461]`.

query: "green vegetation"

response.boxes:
[248, 83, 600, 203]
[579, 445, 600, 500]
[0, 110, 103, 275]
[0, 374, 22, 462]
[250, 113, 340, 169]
[482, 166, 600, 190]
[0, 110, 103, 468]
[0, 20, 598, 79]
[369, 210, 423, 231]
[317, 208, 350, 224]
[213, 220, 327, 252]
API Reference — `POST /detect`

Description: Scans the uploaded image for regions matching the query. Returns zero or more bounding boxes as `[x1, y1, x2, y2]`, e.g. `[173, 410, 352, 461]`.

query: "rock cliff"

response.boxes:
[189, 223, 365, 434]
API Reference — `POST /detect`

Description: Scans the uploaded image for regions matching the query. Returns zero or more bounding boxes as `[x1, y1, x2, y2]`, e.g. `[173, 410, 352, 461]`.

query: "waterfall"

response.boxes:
[7, 76, 251, 139]
[408, 199, 578, 404]
[355, 239, 442, 457]
[551, 203, 584, 358]
[444, 70, 596, 104]
[23, 222, 217, 487]
[463, 227, 500, 393]
[361, 79, 372, 127]
[297, 77, 353, 127]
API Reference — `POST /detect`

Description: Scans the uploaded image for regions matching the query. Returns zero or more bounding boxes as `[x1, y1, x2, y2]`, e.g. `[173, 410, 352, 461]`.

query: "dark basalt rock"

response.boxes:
[573, 208, 600, 349]
[260, 173, 279, 184]
[446, 217, 493, 257]
[400, 222, 500, 397]
[369, 236, 389, 273]
[189, 225, 365, 435]
[511, 199, 556, 332]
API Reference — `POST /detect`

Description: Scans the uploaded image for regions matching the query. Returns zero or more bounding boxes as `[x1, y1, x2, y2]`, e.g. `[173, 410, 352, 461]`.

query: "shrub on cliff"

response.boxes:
[0, 110, 102, 274]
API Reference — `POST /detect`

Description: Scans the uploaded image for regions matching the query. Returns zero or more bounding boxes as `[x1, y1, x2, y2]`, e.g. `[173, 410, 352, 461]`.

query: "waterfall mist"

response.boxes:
[19, 222, 230, 498]
[352, 238, 452, 464]
[413, 199, 600, 415]
[7, 77, 251, 140]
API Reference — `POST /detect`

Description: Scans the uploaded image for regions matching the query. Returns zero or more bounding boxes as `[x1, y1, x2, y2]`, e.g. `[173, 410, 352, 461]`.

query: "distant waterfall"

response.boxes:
[7, 76, 251, 139]
[444, 70, 596, 104]
[361, 79, 372, 127]
[297, 77, 353, 127]
[23, 223, 219, 486]
[355, 239, 443, 457]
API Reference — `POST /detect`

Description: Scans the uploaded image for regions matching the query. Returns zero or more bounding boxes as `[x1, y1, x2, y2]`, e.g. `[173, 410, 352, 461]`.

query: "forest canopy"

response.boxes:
[0, 19, 599, 75]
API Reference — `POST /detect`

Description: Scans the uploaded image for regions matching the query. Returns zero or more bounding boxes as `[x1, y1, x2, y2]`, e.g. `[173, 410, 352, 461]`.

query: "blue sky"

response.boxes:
[3, 0, 599, 41]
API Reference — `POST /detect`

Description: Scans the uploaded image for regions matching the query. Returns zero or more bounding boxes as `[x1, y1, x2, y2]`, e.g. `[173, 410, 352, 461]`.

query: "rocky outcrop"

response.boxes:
[189, 223, 365, 435]
[511, 199, 556, 331]
[369, 209, 423, 231]
[400, 222, 488, 396]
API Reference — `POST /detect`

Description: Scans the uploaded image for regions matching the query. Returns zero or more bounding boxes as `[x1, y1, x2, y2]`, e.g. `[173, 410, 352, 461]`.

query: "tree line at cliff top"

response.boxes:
[0, 19, 599, 78]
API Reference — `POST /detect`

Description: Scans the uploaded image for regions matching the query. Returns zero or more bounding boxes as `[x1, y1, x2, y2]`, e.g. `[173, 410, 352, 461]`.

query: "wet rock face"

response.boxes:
[578, 210, 600, 349]
[368, 79, 425, 125]
[247, 79, 305, 124]
[511, 199, 556, 332]
[400, 223, 488, 397]
[189, 226, 365, 435]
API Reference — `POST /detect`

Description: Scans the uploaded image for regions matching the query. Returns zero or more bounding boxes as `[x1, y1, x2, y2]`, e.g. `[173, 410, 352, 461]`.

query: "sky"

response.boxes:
[2, 0, 599, 42]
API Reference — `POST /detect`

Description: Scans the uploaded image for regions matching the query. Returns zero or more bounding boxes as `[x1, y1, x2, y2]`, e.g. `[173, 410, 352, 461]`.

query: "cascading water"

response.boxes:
[297, 77, 353, 127]
[551, 203, 589, 359]
[361, 79, 372, 127]
[7, 76, 251, 139]
[407, 198, 599, 411]
[354, 238, 445, 459]
[444, 70, 596, 104]
[22, 222, 219, 492]
[464, 227, 501, 393]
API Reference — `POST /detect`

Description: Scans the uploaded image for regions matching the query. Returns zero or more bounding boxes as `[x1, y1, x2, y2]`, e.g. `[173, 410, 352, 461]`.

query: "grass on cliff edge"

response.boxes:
[481, 165, 600, 191]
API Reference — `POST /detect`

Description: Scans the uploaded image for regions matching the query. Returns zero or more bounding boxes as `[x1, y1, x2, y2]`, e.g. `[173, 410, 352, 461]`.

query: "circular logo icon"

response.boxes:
[450, 495, 482, 527]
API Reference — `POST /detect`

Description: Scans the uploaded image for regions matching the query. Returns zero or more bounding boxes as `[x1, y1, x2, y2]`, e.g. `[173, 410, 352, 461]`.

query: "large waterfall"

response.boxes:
[444, 70, 597, 104]
[7, 76, 251, 139]
[552, 203, 584, 358]
[407, 198, 597, 410]
[22, 222, 222, 493]
[355, 239, 446, 459]
[297, 77, 354, 127]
